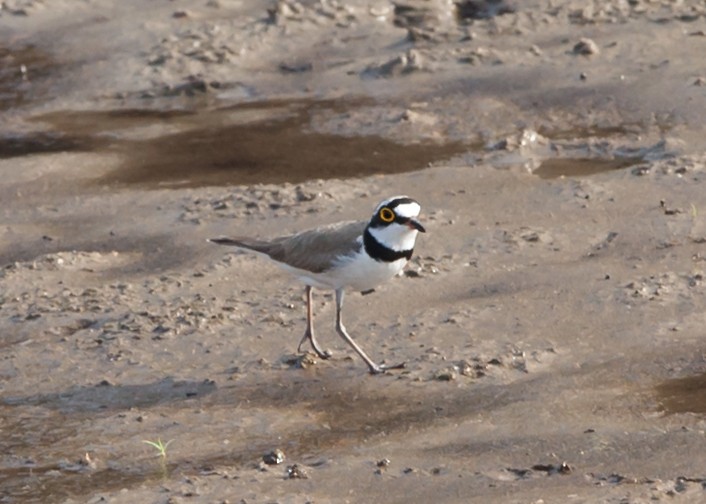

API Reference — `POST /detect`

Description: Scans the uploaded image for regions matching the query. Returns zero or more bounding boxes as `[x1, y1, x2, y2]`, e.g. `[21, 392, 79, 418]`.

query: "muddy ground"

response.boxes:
[2, 0, 706, 502]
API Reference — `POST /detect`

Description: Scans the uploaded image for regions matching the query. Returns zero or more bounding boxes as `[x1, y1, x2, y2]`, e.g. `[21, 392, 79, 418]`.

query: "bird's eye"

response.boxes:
[379, 207, 395, 222]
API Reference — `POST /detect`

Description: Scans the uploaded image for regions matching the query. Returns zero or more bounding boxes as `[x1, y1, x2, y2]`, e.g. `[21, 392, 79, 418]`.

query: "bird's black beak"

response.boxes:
[408, 219, 426, 233]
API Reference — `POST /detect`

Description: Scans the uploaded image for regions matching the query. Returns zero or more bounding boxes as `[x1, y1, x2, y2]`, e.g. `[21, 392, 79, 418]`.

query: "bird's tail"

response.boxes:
[208, 237, 246, 246]
[208, 237, 280, 256]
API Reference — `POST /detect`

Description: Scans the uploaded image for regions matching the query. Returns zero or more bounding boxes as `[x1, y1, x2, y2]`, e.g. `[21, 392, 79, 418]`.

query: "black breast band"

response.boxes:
[363, 228, 413, 262]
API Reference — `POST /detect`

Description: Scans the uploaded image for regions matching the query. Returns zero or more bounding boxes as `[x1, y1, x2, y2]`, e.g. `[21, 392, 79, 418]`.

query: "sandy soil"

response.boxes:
[3, 0, 706, 502]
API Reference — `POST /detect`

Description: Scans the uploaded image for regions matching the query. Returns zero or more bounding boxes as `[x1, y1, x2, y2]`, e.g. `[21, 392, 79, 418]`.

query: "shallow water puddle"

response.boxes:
[19, 99, 469, 188]
[0, 45, 57, 111]
[656, 372, 706, 415]
[533, 157, 640, 179]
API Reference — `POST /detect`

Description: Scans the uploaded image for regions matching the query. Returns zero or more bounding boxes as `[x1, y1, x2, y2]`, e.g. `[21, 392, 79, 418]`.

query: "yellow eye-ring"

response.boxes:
[379, 207, 395, 223]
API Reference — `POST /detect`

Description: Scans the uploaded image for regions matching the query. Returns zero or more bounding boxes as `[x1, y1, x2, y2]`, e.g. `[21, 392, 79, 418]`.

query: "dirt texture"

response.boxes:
[3, 0, 706, 503]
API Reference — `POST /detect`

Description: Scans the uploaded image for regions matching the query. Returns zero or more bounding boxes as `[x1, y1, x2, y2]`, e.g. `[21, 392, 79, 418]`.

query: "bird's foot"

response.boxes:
[297, 344, 332, 360]
[312, 348, 333, 360]
[297, 332, 332, 360]
[368, 361, 406, 375]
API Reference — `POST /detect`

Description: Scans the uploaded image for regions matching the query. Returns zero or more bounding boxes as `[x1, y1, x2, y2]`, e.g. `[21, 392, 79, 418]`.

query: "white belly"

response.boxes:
[281, 250, 407, 291]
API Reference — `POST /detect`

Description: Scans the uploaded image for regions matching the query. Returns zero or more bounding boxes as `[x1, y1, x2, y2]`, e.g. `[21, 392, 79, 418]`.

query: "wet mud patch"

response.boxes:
[26, 99, 469, 189]
[656, 372, 706, 415]
[3, 377, 218, 413]
[0, 232, 187, 276]
[0, 379, 217, 501]
[0, 45, 57, 111]
[0, 132, 95, 158]
[0, 464, 164, 504]
[0, 368, 531, 502]
[533, 157, 641, 179]
[454, 0, 516, 22]
[537, 124, 646, 142]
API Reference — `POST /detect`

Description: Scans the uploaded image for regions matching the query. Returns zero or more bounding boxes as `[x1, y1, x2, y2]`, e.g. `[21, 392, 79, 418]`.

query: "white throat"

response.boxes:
[367, 223, 418, 252]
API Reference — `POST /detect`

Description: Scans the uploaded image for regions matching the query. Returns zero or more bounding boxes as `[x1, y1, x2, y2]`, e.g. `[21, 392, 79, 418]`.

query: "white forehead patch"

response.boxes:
[374, 196, 421, 218]
[394, 201, 421, 218]
[375, 195, 407, 211]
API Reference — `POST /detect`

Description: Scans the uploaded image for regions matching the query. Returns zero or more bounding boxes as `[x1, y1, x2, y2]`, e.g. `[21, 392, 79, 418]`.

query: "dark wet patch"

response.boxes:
[2, 377, 217, 413]
[656, 372, 706, 415]
[34, 108, 197, 136]
[533, 157, 641, 179]
[0, 45, 57, 111]
[0, 333, 30, 350]
[0, 132, 97, 158]
[455, 0, 516, 22]
[24, 99, 469, 189]
[0, 459, 171, 504]
[0, 231, 189, 276]
[0, 379, 217, 501]
[0, 369, 530, 502]
[215, 370, 524, 450]
[538, 124, 644, 141]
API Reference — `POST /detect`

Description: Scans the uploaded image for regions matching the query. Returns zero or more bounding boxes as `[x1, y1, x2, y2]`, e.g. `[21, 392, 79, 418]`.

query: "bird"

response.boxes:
[209, 195, 425, 374]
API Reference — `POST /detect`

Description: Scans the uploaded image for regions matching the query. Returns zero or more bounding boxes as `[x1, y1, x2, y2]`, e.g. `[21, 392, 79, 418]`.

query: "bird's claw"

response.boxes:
[368, 361, 406, 375]
[297, 332, 332, 360]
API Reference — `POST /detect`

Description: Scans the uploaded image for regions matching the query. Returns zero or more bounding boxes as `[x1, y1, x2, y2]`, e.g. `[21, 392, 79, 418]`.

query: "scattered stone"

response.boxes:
[632, 164, 651, 176]
[591, 472, 640, 485]
[392, 0, 451, 29]
[263, 449, 286, 465]
[506, 467, 531, 479]
[283, 352, 319, 369]
[362, 49, 426, 78]
[532, 462, 572, 475]
[58, 454, 97, 473]
[286, 464, 308, 479]
[374, 458, 391, 475]
[376, 458, 391, 468]
[660, 199, 682, 215]
[434, 368, 456, 381]
[279, 61, 313, 73]
[455, 0, 516, 21]
[458, 359, 483, 377]
[573, 38, 599, 56]
[458, 47, 497, 65]
[267, 0, 305, 24]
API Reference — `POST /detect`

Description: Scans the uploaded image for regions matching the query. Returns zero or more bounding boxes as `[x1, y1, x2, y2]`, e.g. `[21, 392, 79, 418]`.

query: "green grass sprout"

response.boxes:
[142, 438, 174, 459]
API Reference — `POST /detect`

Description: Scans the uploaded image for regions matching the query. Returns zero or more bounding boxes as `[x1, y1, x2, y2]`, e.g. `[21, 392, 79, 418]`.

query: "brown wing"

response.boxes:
[209, 220, 366, 273]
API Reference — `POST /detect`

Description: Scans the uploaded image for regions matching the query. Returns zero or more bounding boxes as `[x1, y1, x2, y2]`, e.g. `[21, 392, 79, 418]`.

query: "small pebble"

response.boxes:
[573, 38, 599, 56]
[263, 449, 285, 465]
[286, 464, 308, 479]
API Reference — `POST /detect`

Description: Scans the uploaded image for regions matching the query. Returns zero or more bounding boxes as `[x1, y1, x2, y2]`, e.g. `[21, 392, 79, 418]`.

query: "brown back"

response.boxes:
[211, 220, 366, 273]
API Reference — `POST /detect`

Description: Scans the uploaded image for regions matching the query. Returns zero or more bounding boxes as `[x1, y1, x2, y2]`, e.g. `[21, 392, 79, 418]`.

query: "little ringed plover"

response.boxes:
[209, 195, 425, 374]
